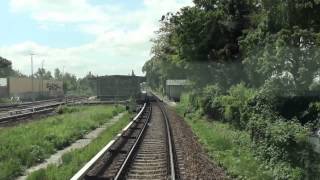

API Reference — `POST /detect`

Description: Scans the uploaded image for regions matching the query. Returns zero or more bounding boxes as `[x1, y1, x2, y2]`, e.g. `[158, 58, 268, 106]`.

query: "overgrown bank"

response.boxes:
[143, 0, 320, 179]
[177, 84, 320, 179]
[178, 112, 273, 179]
[27, 113, 131, 180]
[0, 105, 124, 180]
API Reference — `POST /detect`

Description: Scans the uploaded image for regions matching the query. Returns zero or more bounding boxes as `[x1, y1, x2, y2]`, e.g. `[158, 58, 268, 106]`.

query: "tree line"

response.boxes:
[0, 57, 96, 96]
[143, 0, 320, 179]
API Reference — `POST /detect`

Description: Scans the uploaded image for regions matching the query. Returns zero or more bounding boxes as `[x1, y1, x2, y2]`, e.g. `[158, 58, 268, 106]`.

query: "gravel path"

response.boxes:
[165, 105, 228, 179]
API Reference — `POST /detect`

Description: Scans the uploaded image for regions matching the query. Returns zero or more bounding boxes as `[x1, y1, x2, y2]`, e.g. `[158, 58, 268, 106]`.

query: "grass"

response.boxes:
[0, 105, 124, 180]
[177, 110, 274, 179]
[0, 98, 10, 103]
[27, 113, 131, 180]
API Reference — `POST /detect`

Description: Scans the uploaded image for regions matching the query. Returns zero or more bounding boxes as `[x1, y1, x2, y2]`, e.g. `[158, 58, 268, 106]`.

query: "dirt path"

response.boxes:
[16, 112, 125, 180]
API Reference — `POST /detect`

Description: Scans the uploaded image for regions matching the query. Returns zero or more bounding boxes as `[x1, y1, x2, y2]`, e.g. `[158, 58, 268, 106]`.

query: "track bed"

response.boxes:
[72, 97, 178, 180]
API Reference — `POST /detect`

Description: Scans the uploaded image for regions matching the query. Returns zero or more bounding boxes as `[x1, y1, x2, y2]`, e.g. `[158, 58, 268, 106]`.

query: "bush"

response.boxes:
[178, 82, 320, 179]
[200, 85, 223, 117]
[245, 98, 320, 178]
[56, 106, 80, 114]
[178, 91, 201, 116]
[218, 83, 256, 128]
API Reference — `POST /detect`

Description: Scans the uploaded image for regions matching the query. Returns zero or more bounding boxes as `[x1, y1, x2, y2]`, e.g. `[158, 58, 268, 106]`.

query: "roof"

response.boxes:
[166, 79, 191, 86]
[90, 75, 145, 81]
[97, 75, 144, 78]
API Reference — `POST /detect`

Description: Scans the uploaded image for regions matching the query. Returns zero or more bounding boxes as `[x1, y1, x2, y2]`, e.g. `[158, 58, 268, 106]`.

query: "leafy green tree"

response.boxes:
[54, 68, 63, 80]
[62, 73, 77, 93]
[34, 68, 53, 80]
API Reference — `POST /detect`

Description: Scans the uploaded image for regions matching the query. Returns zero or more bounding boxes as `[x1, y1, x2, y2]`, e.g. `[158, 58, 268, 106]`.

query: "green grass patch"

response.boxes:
[27, 113, 131, 180]
[0, 98, 10, 103]
[179, 112, 274, 179]
[0, 105, 124, 180]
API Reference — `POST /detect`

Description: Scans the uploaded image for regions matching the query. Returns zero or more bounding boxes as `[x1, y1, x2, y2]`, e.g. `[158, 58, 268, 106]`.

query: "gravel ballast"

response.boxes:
[165, 105, 228, 179]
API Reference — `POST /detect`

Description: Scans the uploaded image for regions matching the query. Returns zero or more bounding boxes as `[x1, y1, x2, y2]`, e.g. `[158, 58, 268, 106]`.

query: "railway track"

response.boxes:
[0, 100, 65, 125]
[0, 97, 86, 125]
[72, 96, 178, 180]
[0, 97, 130, 125]
[0, 98, 63, 112]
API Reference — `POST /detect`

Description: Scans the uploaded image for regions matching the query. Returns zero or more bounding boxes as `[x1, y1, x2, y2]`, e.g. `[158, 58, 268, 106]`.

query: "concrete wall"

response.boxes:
[7, 77, 63, 98]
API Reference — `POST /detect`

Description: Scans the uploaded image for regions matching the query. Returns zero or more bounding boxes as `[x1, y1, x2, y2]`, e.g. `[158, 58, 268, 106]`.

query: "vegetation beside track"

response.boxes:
[177, 85, 320, 179]
[0, 98, 11, 104]
[178, 112, 273, 179]
[143, 1, 320, 178]
[0, 105, 124, 180]
[27, 112, 131, 180]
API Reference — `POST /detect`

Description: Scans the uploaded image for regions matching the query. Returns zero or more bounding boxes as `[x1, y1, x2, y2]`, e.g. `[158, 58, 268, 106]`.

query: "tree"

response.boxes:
[63, 72, 77, 93]
[54, 68, 63, 80]
[34, 68, 53, 80]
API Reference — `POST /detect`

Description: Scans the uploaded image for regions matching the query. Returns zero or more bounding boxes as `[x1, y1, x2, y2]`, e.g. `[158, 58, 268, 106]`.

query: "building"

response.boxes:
[166, 79, 191, 101]
[93, 75, 145, 100]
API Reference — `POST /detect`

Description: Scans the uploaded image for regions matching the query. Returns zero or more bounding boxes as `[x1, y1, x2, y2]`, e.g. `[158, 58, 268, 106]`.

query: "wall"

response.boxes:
[8, 77, 63, 98]
[96, 75, 142, 99]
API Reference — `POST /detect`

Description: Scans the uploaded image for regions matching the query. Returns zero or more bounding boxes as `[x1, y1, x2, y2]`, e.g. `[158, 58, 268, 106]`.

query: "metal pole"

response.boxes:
[31, 54, 34, 102]
[41, 60, 44, 97]
[62, 65, 65, 95]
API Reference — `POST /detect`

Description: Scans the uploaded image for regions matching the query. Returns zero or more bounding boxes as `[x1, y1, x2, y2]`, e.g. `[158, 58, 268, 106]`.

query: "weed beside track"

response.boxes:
[0, 105, 124, 180]
[27, 113, 131, 180]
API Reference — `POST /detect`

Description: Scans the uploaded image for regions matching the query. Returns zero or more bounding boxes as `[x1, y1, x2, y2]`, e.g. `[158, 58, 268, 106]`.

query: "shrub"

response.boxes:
[246, 103, 320, 178]
[198, 85, 224, 119]
[218, 83, 257, 128]
[56, 106, 80, 114]
[178, 82, 320, 179]
[178, 91, 201, 116]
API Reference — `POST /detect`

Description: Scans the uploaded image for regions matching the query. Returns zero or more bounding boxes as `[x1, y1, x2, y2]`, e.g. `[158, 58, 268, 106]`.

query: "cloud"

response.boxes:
[3, 0, 193, 77]
[10, 0, 108, 23]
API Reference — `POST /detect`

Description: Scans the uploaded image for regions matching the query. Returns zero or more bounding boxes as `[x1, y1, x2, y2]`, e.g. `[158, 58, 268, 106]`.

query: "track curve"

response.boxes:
[72, 96, 178, 180]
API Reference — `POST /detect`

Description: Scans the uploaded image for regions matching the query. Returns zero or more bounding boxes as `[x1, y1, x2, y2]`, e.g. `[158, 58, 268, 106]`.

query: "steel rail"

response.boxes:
[0, 98, 63, 110]
[150, 92, 177, 179]
[113, 104, 152, 180]
[113, 96, 176, 180]
[71, 103, 147, 180]
[0, 102, 64, 123]
[0, 99, 128, 125]
[158, 98, 177, 180]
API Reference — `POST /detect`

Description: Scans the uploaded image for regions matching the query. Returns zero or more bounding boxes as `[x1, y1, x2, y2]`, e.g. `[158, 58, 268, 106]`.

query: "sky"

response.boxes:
[0, 0, 193, 77]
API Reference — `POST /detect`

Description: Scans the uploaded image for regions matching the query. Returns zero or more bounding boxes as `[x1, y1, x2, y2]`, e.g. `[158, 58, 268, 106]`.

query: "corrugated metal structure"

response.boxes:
[166, 79, 190, 101]
[94, 75, 145, 100]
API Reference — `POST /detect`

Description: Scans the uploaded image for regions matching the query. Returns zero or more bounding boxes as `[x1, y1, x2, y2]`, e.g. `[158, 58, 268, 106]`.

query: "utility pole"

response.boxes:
[62, 65, 65, 95]
[29, 53, 36, 102]
[41, 60, 45, 97]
